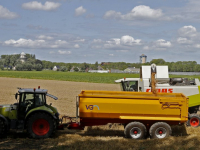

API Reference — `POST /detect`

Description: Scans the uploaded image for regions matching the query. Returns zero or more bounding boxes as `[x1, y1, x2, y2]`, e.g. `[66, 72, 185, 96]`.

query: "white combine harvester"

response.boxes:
[115, 64, 200, 127]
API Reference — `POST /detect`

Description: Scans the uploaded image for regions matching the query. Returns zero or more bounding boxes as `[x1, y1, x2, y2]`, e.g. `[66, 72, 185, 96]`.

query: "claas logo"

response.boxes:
[86, 105, 100, 110]
[146, 88, 173, 93]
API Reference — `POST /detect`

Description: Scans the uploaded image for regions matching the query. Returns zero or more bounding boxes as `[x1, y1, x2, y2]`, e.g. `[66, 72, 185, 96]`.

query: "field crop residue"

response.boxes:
[1, 77, 200, 150]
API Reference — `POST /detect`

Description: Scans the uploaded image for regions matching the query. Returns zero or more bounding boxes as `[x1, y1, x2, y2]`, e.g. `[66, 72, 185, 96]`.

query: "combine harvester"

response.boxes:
[115, 64, 200, 127]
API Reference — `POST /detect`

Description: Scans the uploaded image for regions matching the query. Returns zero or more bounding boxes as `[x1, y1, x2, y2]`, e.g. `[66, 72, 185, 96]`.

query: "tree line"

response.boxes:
[0, 54, 200, 72]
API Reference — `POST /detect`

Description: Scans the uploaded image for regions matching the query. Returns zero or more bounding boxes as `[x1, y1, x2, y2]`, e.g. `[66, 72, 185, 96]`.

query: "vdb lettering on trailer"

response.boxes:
[86, 105, 100, 110]
[146, 88, 173, 93]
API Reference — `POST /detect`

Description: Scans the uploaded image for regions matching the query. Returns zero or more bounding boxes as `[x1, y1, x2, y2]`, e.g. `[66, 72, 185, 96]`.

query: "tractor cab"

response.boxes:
[15, 87, 47, 119]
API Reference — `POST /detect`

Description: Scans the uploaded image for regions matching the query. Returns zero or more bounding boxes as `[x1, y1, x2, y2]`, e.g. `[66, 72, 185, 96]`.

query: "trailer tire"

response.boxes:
[124, 122, 146, 139]
[149, 122, 171, 139]
[187, 114, 200, 127]
[0, 119, 7, 138]
[27, 112, 56, 139]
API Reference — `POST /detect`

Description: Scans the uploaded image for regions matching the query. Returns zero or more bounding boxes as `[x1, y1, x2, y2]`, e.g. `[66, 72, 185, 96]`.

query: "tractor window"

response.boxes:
[124, 81, 138, 91]
[35, 94, 45, 106]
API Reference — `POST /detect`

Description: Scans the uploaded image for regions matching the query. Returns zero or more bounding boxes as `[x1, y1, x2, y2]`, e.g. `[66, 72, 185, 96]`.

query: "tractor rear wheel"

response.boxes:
[124, 122, 147, 139]
[27, 113, 56, 139]
[0, 119, 7, 138]
[187, 114, 200, 127]
[149, 122, 171, 139]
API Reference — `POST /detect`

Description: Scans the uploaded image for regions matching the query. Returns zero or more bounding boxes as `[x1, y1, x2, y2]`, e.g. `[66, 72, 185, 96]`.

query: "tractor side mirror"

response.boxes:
[15, 93, 18, 100]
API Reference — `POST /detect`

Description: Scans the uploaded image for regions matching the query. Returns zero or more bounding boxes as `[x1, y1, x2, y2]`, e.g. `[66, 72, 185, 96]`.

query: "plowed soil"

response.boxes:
[0, 77, 120, 116]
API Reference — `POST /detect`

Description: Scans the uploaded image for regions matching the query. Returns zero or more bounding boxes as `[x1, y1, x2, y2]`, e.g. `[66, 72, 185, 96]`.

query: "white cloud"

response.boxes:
[145, 39, 172, 51]
[75, 6, 86, 16]
[37, 35, 53, 40]
[58, 50, 71, 55]
[143, 46, 149, 50]
[109, 54, 114, 56]
[74, 44, 80, 48]
[22, 1, 61, 11]
[49, 51, 55, 54]
[177, 37, 193, 44]
[91, 35, 142, 50]
[4, 38, 45, 48]
[155, 39, 172, 48]
[104, 5, 166, 21]
[2, 38, 79, 49]
[121, 35, 141, 45]
[178, 25, 197, 38]
[0, 5, 18, 19]
[93, 39, 103, 43]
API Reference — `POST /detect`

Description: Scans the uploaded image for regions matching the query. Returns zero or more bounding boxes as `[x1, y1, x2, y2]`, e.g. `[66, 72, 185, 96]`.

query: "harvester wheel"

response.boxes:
[0, 119, 7, 138]
[27, 112, 56, 139]
[187, 114, 200, 127]
[124, 122, 146, 139]
[149, 122, 171, 139]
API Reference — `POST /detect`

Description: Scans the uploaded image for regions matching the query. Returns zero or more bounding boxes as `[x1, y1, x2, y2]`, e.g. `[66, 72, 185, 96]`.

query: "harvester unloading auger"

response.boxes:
[150, 63, 157, 95]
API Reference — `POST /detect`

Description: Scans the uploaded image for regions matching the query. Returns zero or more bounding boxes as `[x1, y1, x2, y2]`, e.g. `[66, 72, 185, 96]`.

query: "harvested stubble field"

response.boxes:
[1, 77, 200, 150]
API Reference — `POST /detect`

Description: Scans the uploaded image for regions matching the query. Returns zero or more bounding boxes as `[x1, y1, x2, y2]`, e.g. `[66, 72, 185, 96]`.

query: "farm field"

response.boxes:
[0, 70, 200, 84]
[1, 77, 200, 150]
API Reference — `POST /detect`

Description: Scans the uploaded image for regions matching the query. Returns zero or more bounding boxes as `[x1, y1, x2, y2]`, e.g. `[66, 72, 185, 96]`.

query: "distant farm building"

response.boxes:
[124, 67, 140, 73]
[88, 70, 109, 73]
[53, 66, 60, 71]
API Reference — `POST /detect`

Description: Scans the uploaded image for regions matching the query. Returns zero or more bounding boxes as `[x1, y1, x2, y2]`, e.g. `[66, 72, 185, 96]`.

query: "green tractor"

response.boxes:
[0, 86, 60, 138]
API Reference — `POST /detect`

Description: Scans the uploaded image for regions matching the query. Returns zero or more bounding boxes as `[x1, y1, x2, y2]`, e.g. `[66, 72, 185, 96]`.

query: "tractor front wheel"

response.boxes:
[27, 113, 56, 138]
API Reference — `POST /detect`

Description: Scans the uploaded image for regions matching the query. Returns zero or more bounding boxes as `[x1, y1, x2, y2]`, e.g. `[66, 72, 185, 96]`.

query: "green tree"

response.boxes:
[60, 66, 67, 72]
[81, 62, 89, 71]
[74, 67, 79, 72]
[94, 61, 98, 70]
[4, 55, 11, 70]
[23, 62, 33, 71]
[10, 55, 18, 67]
[150, 59, 165, 65]
[34, 64, 43, 71]
[16, 64, 23, 71]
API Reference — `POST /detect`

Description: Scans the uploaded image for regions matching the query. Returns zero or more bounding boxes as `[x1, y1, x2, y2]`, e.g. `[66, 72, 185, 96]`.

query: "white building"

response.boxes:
[20, 52, 26, 63]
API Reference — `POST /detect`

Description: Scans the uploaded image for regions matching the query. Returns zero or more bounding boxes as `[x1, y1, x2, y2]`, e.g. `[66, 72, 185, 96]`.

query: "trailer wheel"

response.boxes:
[124, 122, 146, 139]
[27, 112, 56, 139]
[187, 114, 200, 127]
[149, 122, 171, 139]
[0, 119, 6, 138]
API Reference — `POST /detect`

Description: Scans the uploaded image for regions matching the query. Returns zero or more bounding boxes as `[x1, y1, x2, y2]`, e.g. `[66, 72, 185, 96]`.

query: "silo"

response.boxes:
[140, 54, 147, 63]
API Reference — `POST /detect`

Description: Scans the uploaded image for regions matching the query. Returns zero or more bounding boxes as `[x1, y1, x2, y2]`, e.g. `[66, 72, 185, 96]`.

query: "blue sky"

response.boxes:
[1, 0, 200, 63]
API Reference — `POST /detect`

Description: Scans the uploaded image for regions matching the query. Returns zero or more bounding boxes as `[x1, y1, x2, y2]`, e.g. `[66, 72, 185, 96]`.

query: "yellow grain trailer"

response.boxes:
[71, 90, 188, 139]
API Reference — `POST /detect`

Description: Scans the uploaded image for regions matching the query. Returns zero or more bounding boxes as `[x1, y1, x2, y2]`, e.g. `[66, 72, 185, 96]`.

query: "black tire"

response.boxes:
[0, 119, 7, 138]
[187, 114, 200, 127]
[27, 112, 56, 139]
[149, 122, 172, 139]
[124, 122, 147, 139]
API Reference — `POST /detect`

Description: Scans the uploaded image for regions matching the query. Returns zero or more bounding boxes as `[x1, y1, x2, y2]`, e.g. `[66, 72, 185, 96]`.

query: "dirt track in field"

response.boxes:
[0, 77, 120, 116]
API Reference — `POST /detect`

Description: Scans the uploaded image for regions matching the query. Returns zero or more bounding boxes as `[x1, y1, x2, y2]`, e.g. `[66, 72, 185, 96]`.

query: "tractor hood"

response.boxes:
[0, 104, 12, 108]
[0, 104, 15, 118]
